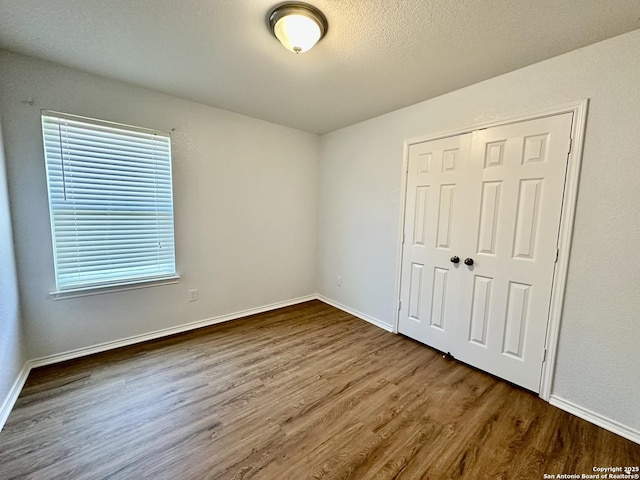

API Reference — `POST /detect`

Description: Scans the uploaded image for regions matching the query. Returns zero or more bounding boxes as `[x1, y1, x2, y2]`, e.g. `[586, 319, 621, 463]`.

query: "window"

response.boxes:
[42, 111, 177, 293]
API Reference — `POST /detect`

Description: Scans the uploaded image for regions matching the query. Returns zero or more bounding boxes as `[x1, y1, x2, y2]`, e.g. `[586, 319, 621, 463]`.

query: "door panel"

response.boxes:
[455, 113, 573, 392]
[436, 184, 456, 249]
[502, 281, 531, 359]
[512, 178, 543, 260]
[398, 134, 472, 353]
[476, 181, 502, 255]
[468, 275, 492, 347]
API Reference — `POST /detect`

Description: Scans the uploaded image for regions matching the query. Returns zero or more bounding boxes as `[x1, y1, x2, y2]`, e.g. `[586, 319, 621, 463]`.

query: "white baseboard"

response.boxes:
[1, 295, 317, 431]
[29, 295, 317, 369]
[550, 395, 640, 445]
[316, 297, 640, 446]
[0, 362, 30, 431]
[5, 294, 639, 448]
[316, 295, 394, 333]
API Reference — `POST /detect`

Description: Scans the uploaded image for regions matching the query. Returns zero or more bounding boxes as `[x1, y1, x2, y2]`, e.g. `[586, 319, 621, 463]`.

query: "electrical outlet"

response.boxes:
[188, 289, 198, 302]
[336, 275, 342, 287]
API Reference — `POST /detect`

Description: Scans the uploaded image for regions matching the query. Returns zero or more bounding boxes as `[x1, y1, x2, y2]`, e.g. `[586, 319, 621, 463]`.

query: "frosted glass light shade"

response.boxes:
[268, 3, 327, 54]
[274, 14, 321, 53]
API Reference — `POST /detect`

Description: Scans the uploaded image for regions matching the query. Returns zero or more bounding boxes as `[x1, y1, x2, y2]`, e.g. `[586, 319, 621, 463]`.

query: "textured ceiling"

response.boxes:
[0, 0, 639, 134]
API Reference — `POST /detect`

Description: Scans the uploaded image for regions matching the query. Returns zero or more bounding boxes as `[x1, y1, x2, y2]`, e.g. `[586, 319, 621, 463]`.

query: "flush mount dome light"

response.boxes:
[268, 3, 328, 54]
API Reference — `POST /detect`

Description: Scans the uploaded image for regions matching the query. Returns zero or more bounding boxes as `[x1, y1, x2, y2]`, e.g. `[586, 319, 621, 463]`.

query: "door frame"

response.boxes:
[393, 99, 589, 401]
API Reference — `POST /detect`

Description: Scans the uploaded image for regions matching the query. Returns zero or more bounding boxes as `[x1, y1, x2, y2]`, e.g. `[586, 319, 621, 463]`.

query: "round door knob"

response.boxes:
[464, 257, 474, 266]
[450, 256, 460, 264]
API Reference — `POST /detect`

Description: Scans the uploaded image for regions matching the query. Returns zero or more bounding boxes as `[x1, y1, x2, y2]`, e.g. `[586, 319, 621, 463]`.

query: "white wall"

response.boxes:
[0, 112, 26, 418]
[318, 30, 640, 434]
[0, 50, 319, 359]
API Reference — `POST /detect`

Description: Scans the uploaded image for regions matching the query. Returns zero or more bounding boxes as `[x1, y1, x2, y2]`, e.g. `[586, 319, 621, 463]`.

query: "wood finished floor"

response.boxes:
[1, 300, 638, 480]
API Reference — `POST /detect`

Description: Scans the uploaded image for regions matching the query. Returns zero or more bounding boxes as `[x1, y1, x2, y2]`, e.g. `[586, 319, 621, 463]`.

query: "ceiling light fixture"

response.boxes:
[268, 3, 328, 54]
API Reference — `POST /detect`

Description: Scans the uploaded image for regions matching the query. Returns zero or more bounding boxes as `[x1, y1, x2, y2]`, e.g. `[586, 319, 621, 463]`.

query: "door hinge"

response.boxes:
[402, 231, 406, 244]
[398, 300, 402, 311]
[555, 248, 559, 263]
[542, 348, 547, 363]
[568, 137, 573, 154]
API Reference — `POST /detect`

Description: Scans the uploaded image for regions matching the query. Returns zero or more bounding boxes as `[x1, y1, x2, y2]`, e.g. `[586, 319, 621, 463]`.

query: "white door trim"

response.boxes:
[393, 99, 589, 402]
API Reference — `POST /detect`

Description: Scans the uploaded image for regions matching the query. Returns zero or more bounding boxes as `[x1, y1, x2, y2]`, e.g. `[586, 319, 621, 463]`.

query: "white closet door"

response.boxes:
[398, 112, 573, 393]
[398, 134, 472, 353]
[455, 113, 573, 392]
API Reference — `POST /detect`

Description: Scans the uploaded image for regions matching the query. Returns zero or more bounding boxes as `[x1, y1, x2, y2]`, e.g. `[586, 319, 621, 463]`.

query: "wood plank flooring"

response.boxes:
[1, 300, 638, 479]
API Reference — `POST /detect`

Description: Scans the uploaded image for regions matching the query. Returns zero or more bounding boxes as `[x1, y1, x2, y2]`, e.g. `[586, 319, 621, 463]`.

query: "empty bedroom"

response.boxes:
[0, 1, 639, 479]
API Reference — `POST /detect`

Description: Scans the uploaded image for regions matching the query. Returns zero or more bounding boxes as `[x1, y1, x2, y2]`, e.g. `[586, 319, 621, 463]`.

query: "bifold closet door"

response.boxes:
[398, 112, 573, 393]
[397, 134, 472, 353]
[454, 113, 573, 392]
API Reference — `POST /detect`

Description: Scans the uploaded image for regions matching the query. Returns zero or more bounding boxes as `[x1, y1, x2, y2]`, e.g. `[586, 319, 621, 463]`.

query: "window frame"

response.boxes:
[41, 111, 179, 298]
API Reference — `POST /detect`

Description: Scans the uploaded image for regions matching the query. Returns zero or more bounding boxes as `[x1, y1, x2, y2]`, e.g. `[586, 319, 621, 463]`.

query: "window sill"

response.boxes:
[49, 275, 181, 300]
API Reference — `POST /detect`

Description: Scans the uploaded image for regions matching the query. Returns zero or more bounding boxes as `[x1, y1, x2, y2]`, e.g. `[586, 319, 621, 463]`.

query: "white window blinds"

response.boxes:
[42, 111, 177, 292]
